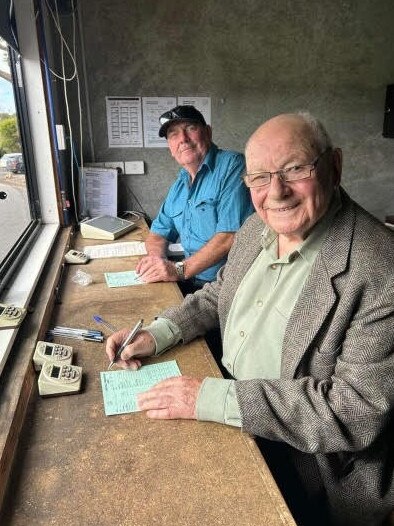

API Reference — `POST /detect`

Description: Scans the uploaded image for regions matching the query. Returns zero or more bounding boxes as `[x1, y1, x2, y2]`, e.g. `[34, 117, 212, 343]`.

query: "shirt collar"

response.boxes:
[201, 143, 218, 173]
[179, 143, 217, 179]
[261, 225, 277, 249]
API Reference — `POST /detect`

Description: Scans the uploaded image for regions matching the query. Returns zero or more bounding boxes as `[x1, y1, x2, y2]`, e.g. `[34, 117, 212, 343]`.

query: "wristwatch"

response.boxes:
[174, 260, 186, 280]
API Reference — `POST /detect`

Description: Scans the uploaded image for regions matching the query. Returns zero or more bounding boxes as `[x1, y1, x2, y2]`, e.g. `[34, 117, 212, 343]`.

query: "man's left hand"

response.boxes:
[137, 376, 203, 419]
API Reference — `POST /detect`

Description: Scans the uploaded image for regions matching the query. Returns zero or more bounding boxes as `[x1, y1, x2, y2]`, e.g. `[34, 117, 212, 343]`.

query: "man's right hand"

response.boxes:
[105, 328, 156, 370]
[136, 255, 179, 283]
[135, 254, 162, 275]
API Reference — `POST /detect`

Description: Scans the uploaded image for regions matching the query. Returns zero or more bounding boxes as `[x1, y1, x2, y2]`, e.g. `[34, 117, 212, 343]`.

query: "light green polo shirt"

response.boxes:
[147, 191, 341, 427]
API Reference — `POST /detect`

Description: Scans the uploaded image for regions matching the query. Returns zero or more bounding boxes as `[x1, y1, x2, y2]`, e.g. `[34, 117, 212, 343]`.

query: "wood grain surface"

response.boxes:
[2, 220, 295, 526]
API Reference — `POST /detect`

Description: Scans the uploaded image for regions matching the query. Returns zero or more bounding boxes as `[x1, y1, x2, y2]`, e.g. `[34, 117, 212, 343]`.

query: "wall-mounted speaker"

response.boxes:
[383, 84, 394, 138]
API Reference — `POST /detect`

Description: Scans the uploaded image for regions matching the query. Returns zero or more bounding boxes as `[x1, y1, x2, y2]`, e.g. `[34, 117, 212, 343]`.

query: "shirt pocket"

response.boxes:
[166, 199, 183, 218]
[191, 198, 218, 242]
[165, 206, 183, 238]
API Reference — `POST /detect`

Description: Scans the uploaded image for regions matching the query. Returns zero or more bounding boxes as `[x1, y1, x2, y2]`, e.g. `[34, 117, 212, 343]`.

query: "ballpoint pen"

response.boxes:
[48, 326, 104, 342]
[47, 332, 103, 342]
[93, 315, 118, 334]
[108, 318, 144, 370]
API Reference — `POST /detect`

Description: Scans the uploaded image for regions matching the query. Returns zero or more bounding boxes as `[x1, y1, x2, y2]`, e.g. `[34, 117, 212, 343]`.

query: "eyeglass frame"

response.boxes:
[242, 148, 332, 188]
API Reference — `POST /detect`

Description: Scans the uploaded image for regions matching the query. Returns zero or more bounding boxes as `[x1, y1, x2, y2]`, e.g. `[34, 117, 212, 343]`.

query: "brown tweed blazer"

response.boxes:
[160, 189, 394, 526]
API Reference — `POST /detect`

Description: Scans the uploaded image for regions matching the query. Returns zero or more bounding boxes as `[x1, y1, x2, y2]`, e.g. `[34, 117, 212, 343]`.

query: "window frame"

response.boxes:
[0, 0, 61, 376]
[0, 44, 42, 295]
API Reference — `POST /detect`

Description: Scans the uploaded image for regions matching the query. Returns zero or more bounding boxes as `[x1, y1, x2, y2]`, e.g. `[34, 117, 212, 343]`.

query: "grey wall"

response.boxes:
[78, 0, 394, 221]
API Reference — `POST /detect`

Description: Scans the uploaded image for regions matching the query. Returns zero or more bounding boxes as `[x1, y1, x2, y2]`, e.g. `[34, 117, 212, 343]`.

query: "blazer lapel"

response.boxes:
[280, 192, 356, 378]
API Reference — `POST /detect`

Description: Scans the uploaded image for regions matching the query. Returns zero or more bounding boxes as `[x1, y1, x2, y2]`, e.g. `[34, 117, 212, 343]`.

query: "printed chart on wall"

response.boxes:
[80, 166, 117, 216]
[142, 97, 176, 148]
[106, 96, 143, 148]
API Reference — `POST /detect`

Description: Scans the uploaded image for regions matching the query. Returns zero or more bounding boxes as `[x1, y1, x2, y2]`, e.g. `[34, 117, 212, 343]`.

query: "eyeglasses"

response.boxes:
[243, 149, 331, 188]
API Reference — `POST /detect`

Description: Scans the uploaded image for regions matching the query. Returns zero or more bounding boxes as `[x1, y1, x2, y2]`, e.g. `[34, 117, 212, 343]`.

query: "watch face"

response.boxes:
[175, 261, 185, 279]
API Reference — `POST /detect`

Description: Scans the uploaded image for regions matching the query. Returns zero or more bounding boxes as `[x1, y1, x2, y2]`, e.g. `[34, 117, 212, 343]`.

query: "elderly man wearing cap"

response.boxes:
[136, 105, 254, 291]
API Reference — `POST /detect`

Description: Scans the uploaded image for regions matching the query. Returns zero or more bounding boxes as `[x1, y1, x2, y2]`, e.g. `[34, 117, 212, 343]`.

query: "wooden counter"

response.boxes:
[2, 220, 295, 526]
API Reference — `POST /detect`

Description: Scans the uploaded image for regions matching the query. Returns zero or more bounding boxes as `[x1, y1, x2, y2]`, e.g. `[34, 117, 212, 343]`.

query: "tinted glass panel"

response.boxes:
[0, 37, 31, 262]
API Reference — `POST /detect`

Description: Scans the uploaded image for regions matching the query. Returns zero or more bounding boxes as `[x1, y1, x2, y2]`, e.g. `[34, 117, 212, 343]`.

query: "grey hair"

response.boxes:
[296, 111, 333, 153]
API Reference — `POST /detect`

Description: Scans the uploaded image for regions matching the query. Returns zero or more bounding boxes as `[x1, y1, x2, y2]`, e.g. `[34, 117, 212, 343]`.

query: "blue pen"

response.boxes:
[93, 315, 118, 334]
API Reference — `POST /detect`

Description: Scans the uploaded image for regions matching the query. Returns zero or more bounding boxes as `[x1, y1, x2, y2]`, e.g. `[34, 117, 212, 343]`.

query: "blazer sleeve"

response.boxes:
[158, 277, 222, 343]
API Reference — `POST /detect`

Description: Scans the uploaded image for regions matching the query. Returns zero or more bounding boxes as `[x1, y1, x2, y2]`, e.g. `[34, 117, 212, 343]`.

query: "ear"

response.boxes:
[332, 148, 342, 188]
[206, 125, 213, 142]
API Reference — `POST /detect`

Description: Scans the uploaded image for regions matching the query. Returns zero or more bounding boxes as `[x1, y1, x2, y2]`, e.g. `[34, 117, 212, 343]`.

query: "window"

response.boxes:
[0, 36, 41, 294]
[0, 0, 60, 375]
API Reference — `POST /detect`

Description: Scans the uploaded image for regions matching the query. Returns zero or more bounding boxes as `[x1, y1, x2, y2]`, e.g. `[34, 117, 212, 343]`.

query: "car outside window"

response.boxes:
[0, 36, 40, 287]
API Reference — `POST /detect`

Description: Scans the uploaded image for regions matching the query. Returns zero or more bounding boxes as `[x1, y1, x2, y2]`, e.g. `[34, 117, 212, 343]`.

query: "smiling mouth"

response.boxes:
[264, 204, 298, 212]
[179, 144, 195, 153]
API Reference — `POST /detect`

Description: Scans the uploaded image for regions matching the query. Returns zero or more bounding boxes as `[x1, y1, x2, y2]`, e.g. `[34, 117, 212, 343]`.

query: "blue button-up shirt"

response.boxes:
[151, 144, 254, 282]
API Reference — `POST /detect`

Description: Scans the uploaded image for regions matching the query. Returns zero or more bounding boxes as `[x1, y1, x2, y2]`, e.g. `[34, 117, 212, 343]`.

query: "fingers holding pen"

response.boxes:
[106, 329, 156, 370]
[106, 328, 130, 360]
[121, 330, 156, 368]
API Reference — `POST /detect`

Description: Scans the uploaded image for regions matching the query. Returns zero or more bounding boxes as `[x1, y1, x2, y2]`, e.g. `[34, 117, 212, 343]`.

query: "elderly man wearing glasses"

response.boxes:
[108, 112, 394, 526]
[136, 105, 254, 292]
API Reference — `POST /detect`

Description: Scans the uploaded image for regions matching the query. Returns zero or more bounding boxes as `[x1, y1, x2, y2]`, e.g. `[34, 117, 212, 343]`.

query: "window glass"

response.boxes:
[0, 37, 32, 262]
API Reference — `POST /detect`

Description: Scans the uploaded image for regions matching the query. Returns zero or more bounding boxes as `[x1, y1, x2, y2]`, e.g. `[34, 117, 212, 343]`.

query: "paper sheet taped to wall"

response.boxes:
[106, 96, 143, 148]
[142, 96, 176, 148]
[80, 167, 118, 217]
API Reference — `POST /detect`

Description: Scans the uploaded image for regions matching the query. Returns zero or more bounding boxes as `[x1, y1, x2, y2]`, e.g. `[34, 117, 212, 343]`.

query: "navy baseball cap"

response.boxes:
[158, 105, 207, 138]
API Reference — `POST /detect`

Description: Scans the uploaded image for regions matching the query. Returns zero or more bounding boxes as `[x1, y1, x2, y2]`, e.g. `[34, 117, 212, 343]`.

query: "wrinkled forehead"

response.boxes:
[246, 117, 318, 167]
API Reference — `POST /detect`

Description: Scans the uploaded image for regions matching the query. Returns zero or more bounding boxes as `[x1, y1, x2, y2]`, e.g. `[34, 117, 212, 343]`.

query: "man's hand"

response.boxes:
[105, 328, 156, 370]
[136, 255, 179, 283]
[137, 376, 203, 419]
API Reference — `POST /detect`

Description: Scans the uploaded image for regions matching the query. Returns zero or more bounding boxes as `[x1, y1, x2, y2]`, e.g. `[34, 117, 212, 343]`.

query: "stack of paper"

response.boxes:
[83, 241, 147, 259]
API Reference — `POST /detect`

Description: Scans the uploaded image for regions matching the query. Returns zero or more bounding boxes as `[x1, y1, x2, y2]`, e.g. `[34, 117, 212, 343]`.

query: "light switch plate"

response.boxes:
[104, 161, 125, 172]
[124, 161, 145, 175]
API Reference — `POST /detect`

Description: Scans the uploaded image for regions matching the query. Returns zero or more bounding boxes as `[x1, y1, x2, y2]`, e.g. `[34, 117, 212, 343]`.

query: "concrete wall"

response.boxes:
[78, 0, 394, 221]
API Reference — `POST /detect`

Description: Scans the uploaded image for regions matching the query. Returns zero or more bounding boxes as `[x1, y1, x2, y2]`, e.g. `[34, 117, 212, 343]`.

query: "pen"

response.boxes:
[48, 326, 104, 342]
[108, 318, 144, 370]
[53, 326, 103, 337]
[46, 331, 104, 343]
[93, 315, 118, 334]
